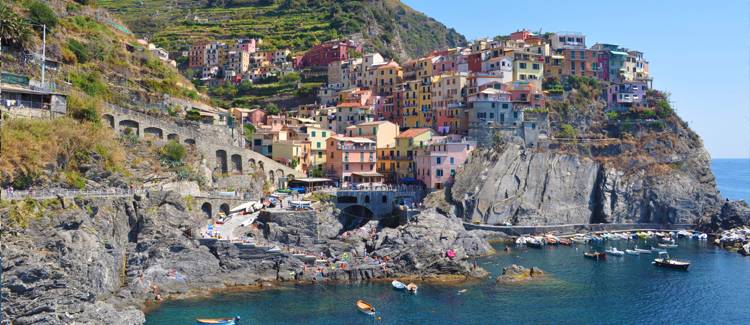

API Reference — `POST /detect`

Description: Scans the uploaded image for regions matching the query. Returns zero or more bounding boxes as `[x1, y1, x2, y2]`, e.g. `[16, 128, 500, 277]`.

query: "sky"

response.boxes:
[403, 0, 750, 158]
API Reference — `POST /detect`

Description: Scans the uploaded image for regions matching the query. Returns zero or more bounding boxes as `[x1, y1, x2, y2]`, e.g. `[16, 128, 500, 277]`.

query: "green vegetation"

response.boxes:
[0, 4, 31, 47]
[97, 0, 465, 60]
[159, 141, 187, 166]
[62, 170, 87, 189]
[243, 123, 256, 143]
[27, 1, 58, 30]
[558, 124, 578, 139]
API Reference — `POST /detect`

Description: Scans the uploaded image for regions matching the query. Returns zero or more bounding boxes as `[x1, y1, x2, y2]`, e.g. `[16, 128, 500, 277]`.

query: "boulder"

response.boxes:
[496, 264, 545, 283]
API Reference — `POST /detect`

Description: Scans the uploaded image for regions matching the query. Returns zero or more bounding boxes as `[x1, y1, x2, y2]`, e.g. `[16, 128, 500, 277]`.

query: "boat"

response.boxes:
[605, 247, 625, 256]
[625, 249, 640, 255]
[658, 243, 678, 248]
[677, 230, 692, 238]
[356, 300, 376, 315]
[543, 235, 560, 245]
[634, 246, 652, 254]
[266, 246, 281, 253]
[392, 280, 406, 290]
[559, 238, 572, 246]
[651, 247, 666, 254]
[652, 252, 690, 270]
[406, 283, 418, 294]
[526, 238, 544, 249]
[196, 316, 240, 325]
[515, 236, 529, 245]
[584, 252, 607, 261]
[571, 237, 588, 244]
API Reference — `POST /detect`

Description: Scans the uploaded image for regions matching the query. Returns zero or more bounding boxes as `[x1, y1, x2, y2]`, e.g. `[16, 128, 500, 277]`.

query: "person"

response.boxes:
[504, 245, 511, 253]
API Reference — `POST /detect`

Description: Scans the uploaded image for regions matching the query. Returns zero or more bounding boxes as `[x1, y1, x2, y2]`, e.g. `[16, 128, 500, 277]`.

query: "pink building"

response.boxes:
[325, 136, 379, 184]
[415, 135, 476, 189]
[247, 108, 267, 125]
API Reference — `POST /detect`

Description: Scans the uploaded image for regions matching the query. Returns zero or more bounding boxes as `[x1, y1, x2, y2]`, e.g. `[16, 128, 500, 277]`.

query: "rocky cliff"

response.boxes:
[451, 141, 722, 226]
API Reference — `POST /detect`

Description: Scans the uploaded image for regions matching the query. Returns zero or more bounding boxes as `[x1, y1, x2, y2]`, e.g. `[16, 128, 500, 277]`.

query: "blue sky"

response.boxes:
[403, 0, 750, 158]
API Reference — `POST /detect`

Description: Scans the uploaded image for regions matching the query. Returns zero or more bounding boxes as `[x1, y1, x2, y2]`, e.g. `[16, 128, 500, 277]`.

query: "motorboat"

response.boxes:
[658, 243, 678, 248]
[543, 235, 559, 245]
[677, 230, 692, 238]
[605, 247, 624, 256]
[392, 280, 406, 290]
[625, 249, 640, 255]
[634, 246, 652, 254]
[559, 238, 572, 246]
[652, 252, 690, 270]
[406, 283, 418, 294]
[571, 236, 588, 244]
[515, 236, 529, 245]
[526, 238, 544, 249]
[584, 252, 607, 261]
[356, 300, 376, 315]
[196, 316, 240, 325]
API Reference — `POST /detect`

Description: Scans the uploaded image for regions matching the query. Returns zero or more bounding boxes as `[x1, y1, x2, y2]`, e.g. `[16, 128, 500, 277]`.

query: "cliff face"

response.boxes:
[451, 143, 721, 226]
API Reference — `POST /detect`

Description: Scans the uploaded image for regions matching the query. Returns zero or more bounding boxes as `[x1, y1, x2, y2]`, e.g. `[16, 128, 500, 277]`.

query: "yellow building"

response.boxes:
[513, 57, 544, 81]
[306, 127, 331, 174]
[376, 145, 398, 182]
[345, 120, 399, 149]
[373, 60, 403, 96]
[394, 128, 434, 179]
[272, 140, 311, 174]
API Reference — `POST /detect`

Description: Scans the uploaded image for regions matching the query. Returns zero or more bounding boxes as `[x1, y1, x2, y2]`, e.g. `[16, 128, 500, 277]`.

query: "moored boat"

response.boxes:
[625, 249, 639, 255]
[559, 238, 572, 246]
[605, 247, 624, 256]
[356, 300, 376, 315]
[526, 238, 544, 248]
[652, 252, 690, 270]
[196, 316, 240, 325]
[571, 236, 588, 244]
[406, 283, 418, 294]
[584, 252, 607, 261]
[634, 246, 652, 254]
[392, 280, 406, 290]
[658, 243, 678, 248]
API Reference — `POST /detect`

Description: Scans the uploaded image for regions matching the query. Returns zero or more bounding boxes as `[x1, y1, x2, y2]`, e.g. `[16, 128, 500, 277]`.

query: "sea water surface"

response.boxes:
[146, 160, 750, 324]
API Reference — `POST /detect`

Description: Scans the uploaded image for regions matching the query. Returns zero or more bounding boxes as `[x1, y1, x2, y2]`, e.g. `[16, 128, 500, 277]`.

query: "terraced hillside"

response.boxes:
[97, 0, 467, 60]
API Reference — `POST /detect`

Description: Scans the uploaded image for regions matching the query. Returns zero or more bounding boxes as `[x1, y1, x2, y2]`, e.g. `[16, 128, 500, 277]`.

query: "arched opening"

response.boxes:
[102, 114, 115, 128]
[216, 150, 228, 174]
[184, 138, 196, 145]
[219, 203, 230, 216]
[118, 120, 140, 136]
[231, 154, 243, 174]
[167, 133, 179, 141]
[143, 127, 164, 140]
[248, 158, 256, 167]
[268, 170, 276, 184]
[339, 205, 375, 232]
[201, 202, 212, 219]
[364, 195, 370, 203]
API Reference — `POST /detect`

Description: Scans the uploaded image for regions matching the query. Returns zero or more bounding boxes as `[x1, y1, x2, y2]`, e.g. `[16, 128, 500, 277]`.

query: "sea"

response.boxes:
[145, 159, 750, 324]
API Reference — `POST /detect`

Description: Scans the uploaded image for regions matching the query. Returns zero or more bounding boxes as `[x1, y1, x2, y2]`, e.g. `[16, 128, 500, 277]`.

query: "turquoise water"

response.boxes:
[146, 239, 750, 324]
[712, 158, 750, 202]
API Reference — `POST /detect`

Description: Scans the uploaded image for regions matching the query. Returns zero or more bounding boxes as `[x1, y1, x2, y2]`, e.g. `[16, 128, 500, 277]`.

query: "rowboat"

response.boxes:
[196, 316, 239, 325]
[543, 235, 559, 245]
[356, 300, 376, 315]
[625, 249, 639, 255]
[392, 280, 406, 290]
[584, 252, 607, 261]
[406, 283, 418, 294]
[652, 252, 689, 270]
[605, 247, 624, 256]
[559, 238, 572, 246]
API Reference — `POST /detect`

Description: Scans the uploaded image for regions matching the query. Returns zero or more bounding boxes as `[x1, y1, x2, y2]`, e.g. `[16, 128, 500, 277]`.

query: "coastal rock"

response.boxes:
[496, 265, 545, 283]
[708, 200, 750, 231]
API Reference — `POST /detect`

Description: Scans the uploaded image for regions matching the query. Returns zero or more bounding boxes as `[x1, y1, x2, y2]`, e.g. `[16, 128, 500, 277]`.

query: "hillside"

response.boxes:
[96, 0, 467, 60]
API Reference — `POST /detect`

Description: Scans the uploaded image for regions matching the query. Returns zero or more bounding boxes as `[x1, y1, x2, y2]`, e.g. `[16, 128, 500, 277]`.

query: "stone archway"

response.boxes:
[184, 138, 196, 145]
[118, 120, 140, 136]
[219, 203, 230, 216]
[201, 202, 212, 218]
[258, 161, 265, 171]
[167, 133, 179, 141]
[216, 150, 228, 174]
[102, 114, 115, 128]
[231, 154, 243, 174]
[248, 158, 256, 167]
[340, 205, 375, 232]
[143, 127, 164, 140]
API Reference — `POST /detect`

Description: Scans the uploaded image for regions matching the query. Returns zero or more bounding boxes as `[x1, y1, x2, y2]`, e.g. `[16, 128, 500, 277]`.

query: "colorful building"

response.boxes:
[272, 140, 311, 173]
[324, 136, 378, 183]
[305, 127, 332, 174]
[394, 128, 434, 180]
[345, 120, 399, 149]
[415, 136, 476, 189]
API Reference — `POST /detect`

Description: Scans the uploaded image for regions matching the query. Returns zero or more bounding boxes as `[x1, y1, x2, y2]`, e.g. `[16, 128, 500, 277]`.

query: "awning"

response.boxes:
[352, 172, 383, 177]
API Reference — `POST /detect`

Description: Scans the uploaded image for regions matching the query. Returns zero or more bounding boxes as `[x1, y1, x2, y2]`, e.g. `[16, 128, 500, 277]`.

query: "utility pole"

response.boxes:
[41, 24, 46, 86]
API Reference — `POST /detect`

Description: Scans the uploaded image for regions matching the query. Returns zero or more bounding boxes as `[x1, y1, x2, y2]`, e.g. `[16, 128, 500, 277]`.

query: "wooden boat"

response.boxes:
[652, 252, 689, 270]
[392, 280, 406, 290]
[196, 317, 239, 325]
[406, 283, 418, 294]
[584, 252, 607, 261]
[558, 238, 572, 246]
[356, 299, 376, 315]
[543, 235, 559, 245]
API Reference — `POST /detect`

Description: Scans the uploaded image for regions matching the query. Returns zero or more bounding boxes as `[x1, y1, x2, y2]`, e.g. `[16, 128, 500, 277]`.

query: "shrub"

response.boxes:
[68, 71, 108, 97]
[0, 4, 32, 47]
[185, 108, 202, 121]
[605, 111, 619, 120]
[63, 170, 86, 189]
[558, 124, 578, 139]
[27, 1, 58, 29]
[243, 123, 256, 143]
[67, 91, 101, 123]
[159, 140, 186, 165]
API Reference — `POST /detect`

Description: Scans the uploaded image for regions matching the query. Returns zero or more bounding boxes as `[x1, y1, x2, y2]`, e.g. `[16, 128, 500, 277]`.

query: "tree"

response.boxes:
[265, 103, 280, 115]
[0, 4, 31, 47]
[27, 1, 58, 30]
[243, 123, 256, 143]
[558, 124, 578, 139]
[159, 141, 186, 165]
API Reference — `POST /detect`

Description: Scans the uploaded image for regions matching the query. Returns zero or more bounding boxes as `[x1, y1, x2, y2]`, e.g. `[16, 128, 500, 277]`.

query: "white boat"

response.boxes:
[605, 247, 624, 256]
[571, 237, 588, 244]
[634, 246, 652, 254]
[625, 249, 640, 255]
[392, 280, 406, 290]
[515, 236, 529, 245]
[651, 247, 666, 254]
[658, 243, 678, 248]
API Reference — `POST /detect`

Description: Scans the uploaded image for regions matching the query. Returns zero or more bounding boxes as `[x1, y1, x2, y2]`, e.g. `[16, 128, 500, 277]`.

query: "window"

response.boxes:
[519, 62, 527, 69]
[436, 169, 444, 177]
[345, 164, 349, 170]
[316, 142, 321, 149]
[330, 152, 334, 158]
[436, 157, 442, 164]
[450, 157, 455, 165]
[318, 151, 323, 158]
[311, 131, 316, 137]
[532, 63, 540, 70]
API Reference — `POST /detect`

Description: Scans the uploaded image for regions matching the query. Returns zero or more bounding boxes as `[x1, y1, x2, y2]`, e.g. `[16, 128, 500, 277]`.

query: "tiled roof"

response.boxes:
[396, 128, 431, 138]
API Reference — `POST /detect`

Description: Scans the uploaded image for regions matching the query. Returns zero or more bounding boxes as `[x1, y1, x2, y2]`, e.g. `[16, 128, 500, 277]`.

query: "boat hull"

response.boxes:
[653, 260, 689, 270]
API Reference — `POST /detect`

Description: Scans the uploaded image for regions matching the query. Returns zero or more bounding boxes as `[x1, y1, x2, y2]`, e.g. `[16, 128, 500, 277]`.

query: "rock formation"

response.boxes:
[496, 265, 546, 283]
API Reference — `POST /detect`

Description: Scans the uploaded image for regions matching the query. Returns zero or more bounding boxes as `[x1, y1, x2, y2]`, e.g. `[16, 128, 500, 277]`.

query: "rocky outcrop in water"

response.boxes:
[451, 144, 721, 226]
[706, 200, 750, 231]
[496, 265, 545, 283]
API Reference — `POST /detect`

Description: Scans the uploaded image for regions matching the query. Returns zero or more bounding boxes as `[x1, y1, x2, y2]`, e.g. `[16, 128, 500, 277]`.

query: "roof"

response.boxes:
[348, 120, 395, 127]
[337, 102, 364, 108]
[330, 136, 375, 144]
[289, 177, 333, 183]
[480, 88, 509, 95]
[396, 128, 432, 138]
[0, 84, 63, 96]
[351, 172, 383, 177]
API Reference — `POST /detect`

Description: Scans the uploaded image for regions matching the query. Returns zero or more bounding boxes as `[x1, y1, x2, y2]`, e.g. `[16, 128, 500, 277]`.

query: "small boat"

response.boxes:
[196, 316, 240, 325]
[658, 243, 678, 248]
[356, 300, 376, 315]
[584, 252, 607, 261]
[392, 280, 406, 290]
[543, 235, 559, 245]
[625, 249, 640, 255]
[634, 246, 652, 254]
[406, 283, 418, 294]
[458, 289, 467, 294]
[559, 238, 572, 246]
[571, 237, 588, 244]
[526, 238, 544, 249]
[677, 230, 692, 238]
[605, 247, 624, 256]
[266, 246, 281, 253]
[652, 252, 689, 270]
[651, 247, 666, 254]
